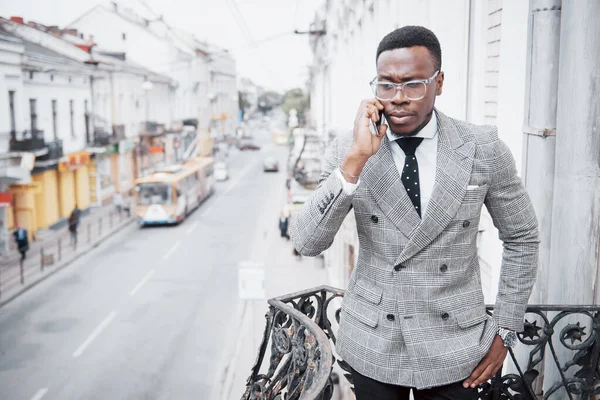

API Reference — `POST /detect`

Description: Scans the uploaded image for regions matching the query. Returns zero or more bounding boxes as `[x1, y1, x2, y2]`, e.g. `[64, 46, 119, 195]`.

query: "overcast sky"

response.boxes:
[0, 0, 323, 92]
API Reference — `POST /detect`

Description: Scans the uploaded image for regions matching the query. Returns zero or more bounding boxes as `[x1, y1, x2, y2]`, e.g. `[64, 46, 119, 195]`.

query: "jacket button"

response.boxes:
[463, 220, 471, 228]
[371, 215, 378, 223]
[394, 264, 405, 272]
[441, 312, 449, 320]
[387, 314, 395, 321]
[330, 193, 335, 199]
[440, 264, 448, 272]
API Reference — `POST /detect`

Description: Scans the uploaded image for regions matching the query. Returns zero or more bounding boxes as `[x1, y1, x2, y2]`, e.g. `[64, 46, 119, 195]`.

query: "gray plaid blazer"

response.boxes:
[290, 110, 539, 389]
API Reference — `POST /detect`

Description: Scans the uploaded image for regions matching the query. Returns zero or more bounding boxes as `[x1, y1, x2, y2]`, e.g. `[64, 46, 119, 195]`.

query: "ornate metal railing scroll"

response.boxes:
[242, 286, 600, 400]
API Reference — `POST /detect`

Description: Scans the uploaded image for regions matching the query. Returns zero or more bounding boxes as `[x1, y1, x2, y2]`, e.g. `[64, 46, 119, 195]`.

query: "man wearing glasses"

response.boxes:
[290, 26, 539, 399]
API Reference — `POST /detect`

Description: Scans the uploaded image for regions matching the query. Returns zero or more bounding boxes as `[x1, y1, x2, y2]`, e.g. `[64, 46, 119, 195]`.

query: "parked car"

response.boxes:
[214, 162, 229, 181]
[238, 143, 260, 151]
[263, 157, 279, 172]
[238, 137, 261, 151]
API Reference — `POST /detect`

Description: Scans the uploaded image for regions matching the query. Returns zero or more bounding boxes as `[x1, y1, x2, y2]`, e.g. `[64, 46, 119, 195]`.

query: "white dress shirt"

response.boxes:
[337, 112, 438, 217]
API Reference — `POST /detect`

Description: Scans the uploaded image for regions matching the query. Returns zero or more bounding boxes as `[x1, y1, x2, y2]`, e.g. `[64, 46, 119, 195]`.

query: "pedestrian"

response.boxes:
[113, 191, 123, 215]
[290, 26, 539, 399]
[68, 205, 80, 248]
[13, 225, 29, 266]
[278, 212, 290, 240]
[123, 192, 132, 218]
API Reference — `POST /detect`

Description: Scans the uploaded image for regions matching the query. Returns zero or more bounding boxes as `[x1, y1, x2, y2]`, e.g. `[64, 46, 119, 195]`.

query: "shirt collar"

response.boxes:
[386, 111, 438, 141]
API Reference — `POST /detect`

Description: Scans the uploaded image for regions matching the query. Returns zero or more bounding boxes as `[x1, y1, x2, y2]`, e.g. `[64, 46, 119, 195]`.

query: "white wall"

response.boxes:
[22, 70, 90, 154]
[0, 37, 25, 153]
[69, 5, 208, 125]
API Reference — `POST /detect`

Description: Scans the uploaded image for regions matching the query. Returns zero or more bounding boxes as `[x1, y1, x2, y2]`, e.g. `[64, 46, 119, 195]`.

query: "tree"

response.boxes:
[282, 88, 308, 115]
[257, 91, 283, 114]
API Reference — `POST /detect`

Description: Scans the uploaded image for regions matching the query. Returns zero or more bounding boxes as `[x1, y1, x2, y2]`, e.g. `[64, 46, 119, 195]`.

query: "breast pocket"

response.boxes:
[463, 183, 489, 203]
[456, 184, 488, 220]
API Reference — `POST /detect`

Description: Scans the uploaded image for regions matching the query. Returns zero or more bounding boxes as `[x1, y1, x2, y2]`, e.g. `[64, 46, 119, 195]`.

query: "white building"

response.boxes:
[308, 0, 531, 303]
[67, 1, 238, 142]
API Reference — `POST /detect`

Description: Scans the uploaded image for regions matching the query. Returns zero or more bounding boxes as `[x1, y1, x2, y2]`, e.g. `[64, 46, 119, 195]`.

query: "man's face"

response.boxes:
[376, 46, 444, 136]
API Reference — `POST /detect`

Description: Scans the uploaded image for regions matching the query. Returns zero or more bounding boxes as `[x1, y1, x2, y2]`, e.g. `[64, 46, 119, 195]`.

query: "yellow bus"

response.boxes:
[134, 157, 215, 226]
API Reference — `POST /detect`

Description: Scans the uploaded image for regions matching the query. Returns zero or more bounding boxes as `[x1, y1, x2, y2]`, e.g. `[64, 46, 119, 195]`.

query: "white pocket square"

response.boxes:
[466, 185, 480, 190]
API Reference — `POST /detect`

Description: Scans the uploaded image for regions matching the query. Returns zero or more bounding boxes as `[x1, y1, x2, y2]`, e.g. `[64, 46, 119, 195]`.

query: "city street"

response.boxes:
[0, 133, 312, 400]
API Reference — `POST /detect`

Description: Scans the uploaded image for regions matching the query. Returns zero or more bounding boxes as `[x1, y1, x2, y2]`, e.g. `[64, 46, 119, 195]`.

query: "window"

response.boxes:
[29, 99, 37, 132]
[84, 99, 89, 141]
[50, 75, 54, 82]
[29, 71, 34, 80]
[8, 91, 16, 134]
[136, 183, 172, 205]
[69, 99, 75, 138]
[52, 99, 58, 139]
[122, 32, 127, 40]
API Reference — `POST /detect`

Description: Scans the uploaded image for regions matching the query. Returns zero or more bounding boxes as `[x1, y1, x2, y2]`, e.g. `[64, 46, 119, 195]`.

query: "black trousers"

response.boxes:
[350, 367, 479, 400]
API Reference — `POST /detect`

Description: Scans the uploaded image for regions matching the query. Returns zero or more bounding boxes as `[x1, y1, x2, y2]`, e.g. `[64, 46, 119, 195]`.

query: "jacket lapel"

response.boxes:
[363, 135, 421, 239]
[395, 111, 476, 264]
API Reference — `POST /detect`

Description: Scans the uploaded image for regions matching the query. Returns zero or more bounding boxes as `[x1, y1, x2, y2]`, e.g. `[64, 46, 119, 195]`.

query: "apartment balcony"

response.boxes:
[9, 130, 46, 153]
[90, 128, 111, 147]
[139, 121, 166, 137]
[242, 286, 600, 400]
[42, 140, 63, 160]
[112, 124, 126, 141]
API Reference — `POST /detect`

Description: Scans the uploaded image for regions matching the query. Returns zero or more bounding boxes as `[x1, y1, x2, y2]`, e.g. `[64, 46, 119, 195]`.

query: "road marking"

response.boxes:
[129, 269, 155, 296]
[30, 388, 48, 400]
[185, 222, 198, 235]
[238, 261, 265, 268]
[73, 311, 117, 358]
[223, 160, 259, 196]
[163, 241, 181, 260]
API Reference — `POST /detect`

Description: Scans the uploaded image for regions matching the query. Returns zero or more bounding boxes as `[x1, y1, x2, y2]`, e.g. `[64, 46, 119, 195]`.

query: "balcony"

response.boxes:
[35, 140, 63, 162]
[112, 124, 126, 141]
[91, 128, 111, 147]
[242, 286, 600, 399]
[9, 130, 46, 153]
[139, 121, 166, 137]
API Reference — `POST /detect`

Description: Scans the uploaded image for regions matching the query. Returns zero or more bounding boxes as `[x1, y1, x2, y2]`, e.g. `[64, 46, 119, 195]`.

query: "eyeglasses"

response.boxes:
[370, 70, 440, 101]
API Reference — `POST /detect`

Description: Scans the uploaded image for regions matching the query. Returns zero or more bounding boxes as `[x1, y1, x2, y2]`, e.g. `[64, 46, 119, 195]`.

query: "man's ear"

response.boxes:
[436, 71, 444, 96]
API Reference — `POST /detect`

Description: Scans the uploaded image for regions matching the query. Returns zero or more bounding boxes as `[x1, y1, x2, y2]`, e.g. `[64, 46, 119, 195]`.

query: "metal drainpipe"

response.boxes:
[522, 0, 561, 307]
[510, 1, 561, 393]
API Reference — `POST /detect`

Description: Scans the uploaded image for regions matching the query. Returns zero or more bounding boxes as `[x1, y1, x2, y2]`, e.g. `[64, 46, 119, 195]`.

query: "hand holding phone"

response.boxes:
[370, 110, 385, 137]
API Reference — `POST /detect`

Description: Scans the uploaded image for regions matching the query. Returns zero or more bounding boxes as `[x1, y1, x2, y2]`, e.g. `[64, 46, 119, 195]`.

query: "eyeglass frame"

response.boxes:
[369, 70, 440, 101]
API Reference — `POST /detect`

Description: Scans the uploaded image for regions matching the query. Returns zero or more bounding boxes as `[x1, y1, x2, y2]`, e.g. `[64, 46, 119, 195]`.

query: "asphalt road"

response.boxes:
[0, 133, 290, 400]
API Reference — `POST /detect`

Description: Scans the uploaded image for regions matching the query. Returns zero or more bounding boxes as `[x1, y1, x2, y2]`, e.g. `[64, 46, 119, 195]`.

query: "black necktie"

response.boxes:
[396, 138, 424, 217]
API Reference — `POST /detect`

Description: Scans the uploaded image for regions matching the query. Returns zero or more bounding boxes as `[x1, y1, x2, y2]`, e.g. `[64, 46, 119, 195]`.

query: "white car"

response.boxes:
[214, 162, 229, 181]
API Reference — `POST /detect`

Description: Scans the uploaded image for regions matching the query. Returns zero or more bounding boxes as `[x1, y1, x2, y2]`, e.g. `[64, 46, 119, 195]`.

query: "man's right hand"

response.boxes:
[339, 99, 388, 183]
[351, 99, 387, 158]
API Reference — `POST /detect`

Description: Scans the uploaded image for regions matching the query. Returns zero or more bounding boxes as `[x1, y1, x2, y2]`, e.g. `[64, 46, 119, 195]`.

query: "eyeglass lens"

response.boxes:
[374, 82, 427, 101]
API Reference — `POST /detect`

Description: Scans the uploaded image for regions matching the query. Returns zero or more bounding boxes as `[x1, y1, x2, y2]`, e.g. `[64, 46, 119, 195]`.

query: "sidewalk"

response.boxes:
[212, 177, 331, 400]
[0, 204, 134, 305]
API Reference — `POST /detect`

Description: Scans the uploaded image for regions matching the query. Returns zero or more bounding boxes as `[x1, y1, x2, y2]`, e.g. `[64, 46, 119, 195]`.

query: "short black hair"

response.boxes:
[376, 26, 442, 71]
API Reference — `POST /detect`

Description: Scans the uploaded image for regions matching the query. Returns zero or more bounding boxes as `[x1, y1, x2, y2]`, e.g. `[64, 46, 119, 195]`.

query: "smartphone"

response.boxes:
[371, 110, 384, 137]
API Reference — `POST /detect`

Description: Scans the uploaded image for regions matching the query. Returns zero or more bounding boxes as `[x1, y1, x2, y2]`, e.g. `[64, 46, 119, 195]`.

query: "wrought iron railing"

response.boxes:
[241, 286, 600, 400]
[36, 140, 63, 161]
[9, 130, 46, 152]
